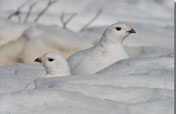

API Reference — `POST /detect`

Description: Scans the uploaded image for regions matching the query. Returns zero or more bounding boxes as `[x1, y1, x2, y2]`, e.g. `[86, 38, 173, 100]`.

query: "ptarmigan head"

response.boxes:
[34, 52, 71, 77]
[102, 22, 136, 44]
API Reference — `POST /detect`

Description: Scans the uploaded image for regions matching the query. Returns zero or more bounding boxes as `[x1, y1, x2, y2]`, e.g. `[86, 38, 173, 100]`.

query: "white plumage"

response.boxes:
[35, 52, 71, 77]
[67, 22, 136, 75]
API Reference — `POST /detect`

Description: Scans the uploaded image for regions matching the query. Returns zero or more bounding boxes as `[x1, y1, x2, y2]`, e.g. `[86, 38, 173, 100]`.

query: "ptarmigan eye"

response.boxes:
[48, 58, 54, 62]
[116, 27, 121, 31]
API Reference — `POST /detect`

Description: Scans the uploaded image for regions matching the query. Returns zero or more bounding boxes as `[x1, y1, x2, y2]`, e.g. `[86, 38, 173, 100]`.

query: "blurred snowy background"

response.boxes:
[0, 0, 174, 114]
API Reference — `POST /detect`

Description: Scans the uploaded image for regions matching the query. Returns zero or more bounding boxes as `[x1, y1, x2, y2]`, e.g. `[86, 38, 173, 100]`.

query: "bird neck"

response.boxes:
[101, 32, 127, 44]
[45, 64, 71, 77]
[96, 35, 128, 58]
[98, 35, 125, 49]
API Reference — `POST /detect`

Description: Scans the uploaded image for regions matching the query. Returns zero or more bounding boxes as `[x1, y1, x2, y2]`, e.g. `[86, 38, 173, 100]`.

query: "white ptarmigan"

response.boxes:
[67, 22, 136, 75]
[35, 52, 71, 77]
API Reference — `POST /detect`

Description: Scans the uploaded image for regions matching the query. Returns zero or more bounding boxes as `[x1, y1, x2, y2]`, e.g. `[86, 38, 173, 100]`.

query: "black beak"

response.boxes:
[128, 28, 136, 33]
[34, 58, 42, 63]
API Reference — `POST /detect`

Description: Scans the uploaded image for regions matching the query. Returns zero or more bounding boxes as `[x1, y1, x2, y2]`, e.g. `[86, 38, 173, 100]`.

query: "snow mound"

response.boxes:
[0, 53, 174, 114]
[0, 88, 173, 114]
[97, 55, 174, 75]
[0, 0, 174, 113]
[0, 63, 45, 94]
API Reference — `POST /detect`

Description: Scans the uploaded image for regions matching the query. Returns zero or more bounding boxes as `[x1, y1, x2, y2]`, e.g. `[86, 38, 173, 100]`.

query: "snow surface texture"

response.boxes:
[0, 54, 174, 114]
[0, 0, 174, 114]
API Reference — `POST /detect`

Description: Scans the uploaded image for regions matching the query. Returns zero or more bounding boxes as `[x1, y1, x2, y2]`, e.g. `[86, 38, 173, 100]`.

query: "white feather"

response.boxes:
[36, 52, 71, 77]
[67, 22, 136, 75]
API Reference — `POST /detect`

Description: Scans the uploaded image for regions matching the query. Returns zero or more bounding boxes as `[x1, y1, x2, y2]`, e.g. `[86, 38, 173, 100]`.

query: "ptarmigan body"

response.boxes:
[35, 52, 71, 77]
[67, 23, 136, 75]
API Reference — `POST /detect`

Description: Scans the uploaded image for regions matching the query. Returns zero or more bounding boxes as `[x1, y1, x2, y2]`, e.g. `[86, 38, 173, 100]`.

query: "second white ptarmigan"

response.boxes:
[35, 52, 71, 77]
[67, 22, 136, 75]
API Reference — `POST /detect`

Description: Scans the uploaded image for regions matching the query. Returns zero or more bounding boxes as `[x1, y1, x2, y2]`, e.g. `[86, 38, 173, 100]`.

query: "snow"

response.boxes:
[0, 54, 174, 114]
[34, 75, 173, 103]
[97, 55, 174, 75]
[0, 0, 174, 114]
[0, 89, 173, 114]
